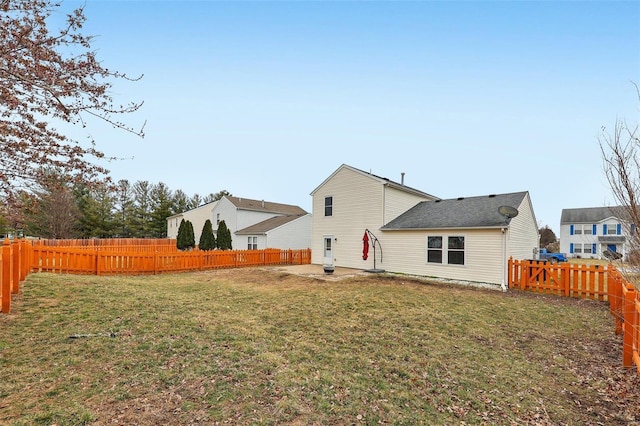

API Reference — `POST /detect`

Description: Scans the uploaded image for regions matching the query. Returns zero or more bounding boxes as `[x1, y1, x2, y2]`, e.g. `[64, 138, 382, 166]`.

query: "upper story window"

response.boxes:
[571, 224, 597, 235]
[324, 196, 333, 217]
[216, 213, 220, 225]
[605, 223, 620, 235]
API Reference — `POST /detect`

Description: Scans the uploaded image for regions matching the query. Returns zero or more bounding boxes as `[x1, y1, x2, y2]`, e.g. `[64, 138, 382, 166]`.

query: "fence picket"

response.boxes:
[509, 258, 639, 375]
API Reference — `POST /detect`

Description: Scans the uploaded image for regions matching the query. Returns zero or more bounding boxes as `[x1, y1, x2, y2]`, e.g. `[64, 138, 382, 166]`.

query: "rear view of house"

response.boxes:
[311, 164, 539, 288]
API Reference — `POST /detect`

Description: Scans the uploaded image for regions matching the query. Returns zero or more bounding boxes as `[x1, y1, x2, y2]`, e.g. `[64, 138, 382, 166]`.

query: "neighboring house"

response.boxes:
[311, 164, 538, 288]
[167, 200, 218, 241]
[560, 206, 633, 259]
[235, 213, 312, 250]
[167, 196, 311, 250]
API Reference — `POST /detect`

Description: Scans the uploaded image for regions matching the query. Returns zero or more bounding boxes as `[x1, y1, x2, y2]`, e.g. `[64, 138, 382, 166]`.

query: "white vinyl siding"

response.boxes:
[265, 214, 312, 250]
[166, 202, 217, 242]
[382, 229, 504, 285]
[383, 188, 437, 225]
[506, 193, 539, 260]
[311, 167, 384, 266]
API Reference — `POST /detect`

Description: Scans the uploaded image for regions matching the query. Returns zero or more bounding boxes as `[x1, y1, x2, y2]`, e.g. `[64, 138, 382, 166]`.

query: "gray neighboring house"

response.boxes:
[560, 206, 633, 259]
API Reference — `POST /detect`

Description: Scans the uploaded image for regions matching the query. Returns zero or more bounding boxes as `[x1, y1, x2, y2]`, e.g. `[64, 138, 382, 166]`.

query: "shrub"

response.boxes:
[199, 219, 216, 251]
[216, 220, 232, 250]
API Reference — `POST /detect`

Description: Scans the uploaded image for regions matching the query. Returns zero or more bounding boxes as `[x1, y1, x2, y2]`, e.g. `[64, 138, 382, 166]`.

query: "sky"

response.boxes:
[57, 0, 639, 234]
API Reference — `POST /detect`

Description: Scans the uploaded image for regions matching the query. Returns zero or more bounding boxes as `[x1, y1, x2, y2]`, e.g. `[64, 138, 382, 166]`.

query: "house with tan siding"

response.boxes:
[311, 164, 539, 289]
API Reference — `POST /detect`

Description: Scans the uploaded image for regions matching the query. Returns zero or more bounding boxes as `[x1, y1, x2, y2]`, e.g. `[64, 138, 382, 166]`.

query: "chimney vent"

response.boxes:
[401, 172, 405, 185]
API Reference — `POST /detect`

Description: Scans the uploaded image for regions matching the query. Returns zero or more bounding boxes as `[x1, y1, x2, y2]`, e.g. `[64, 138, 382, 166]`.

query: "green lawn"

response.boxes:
[0, 268, 637, 425]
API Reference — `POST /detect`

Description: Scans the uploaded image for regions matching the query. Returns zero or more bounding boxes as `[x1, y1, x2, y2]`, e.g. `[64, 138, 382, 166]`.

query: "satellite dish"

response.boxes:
[498, 205, 519, 219]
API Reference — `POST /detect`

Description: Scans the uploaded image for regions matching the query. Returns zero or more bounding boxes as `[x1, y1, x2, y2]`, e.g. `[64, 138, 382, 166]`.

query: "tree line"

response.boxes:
[0, 170, 231, 239]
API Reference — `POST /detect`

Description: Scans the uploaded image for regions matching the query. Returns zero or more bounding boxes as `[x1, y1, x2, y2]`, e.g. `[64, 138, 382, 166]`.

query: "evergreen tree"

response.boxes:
[199, 219, 216, 250]
[75, 183, 116, 238]
[185, 220, 196, 249]
[172, 189, 190, 214]
[216, 220, 232, 250]
[176, 219, 187, 250]
[149, 182, 174, 238]
[115, 180, 136, 238]
[132, 180, 153, 237]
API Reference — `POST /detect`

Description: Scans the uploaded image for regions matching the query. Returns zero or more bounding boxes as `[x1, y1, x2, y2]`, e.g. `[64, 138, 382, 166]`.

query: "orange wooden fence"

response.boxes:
[509, 258, 640, 374]
[33, 238, 178, 253]
[30, 246, 311, 275]
[0, 239, 311, 314]
[0, 239, 32, 314]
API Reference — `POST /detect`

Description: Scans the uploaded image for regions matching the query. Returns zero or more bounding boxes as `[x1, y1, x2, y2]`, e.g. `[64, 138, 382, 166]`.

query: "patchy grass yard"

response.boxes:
[0, 268, 638, 425]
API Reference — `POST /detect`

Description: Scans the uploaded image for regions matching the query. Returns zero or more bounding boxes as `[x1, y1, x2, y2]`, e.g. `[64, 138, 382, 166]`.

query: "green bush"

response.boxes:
[199, 219, 216, 250]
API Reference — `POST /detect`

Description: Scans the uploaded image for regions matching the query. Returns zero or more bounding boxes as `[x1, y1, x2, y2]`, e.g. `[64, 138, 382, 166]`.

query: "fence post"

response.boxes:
[11, 240, 21, 294]
[154, 251, 158, 275]
[2, 239, 13, 313]
[561, 263, 570, 297]
[622, 284, 637, 367]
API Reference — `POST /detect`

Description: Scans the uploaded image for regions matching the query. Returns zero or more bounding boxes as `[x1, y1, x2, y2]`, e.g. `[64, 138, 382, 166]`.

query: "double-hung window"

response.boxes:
[427, 236, 443, 263]
[324, 196, 333, 217]
[447, 236, 465, 265]
[427, 235, 465, 265]
[247, 236, 257, 250]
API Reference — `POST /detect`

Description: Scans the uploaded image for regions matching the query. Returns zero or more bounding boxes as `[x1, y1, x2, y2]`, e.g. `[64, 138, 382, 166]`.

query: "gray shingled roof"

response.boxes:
[235, 214, 307, 235]
[381, 192, 528, 230]
[226, 196, 307, 215]
[560, 206, 627, 224]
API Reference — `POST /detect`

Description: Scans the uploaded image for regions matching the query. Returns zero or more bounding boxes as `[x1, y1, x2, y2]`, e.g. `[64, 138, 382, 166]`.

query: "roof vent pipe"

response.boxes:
[261, 200, 265, 208]
[401, 172, 405, 185]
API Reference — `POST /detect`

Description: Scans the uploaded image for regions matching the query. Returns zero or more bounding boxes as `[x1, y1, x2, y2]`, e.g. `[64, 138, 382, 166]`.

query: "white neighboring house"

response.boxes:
[167, 200, 218, 242]
[167, 195, 311, 250]
[311, 164, 539, 288]
[560, 206, 634, 259]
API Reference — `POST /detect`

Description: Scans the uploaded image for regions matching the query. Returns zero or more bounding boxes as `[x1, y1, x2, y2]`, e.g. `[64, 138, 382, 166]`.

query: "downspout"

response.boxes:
[501, 228, 507, 292]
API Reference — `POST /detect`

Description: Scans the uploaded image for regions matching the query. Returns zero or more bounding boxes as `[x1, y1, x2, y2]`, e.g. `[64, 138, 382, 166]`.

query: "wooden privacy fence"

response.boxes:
[508, 258, 640, 374]
[31, 245, 311, 275]
[33, 238, 178, 253]
[0, 239, 311, 314]
[0, 239, 32, 314]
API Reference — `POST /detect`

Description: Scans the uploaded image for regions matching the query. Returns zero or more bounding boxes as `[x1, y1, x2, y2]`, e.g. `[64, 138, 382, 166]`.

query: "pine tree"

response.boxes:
[199, 219, 216, 251]
[176, 219, 187, 250]
[216, 220, 232, 250]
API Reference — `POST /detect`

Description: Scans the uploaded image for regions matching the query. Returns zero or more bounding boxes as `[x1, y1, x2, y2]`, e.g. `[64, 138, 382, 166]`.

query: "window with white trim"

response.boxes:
[427, 235, 465, 265]
[247, 236, 257, 250]
[607, 224, 618, 235]
[427, 236, 442, 263]
[574, 244, 583, 254]
[448, 236, 465, 265]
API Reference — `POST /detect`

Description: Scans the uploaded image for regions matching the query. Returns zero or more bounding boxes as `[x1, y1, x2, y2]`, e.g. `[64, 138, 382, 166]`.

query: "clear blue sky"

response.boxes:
[62, 1, 639, 234]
